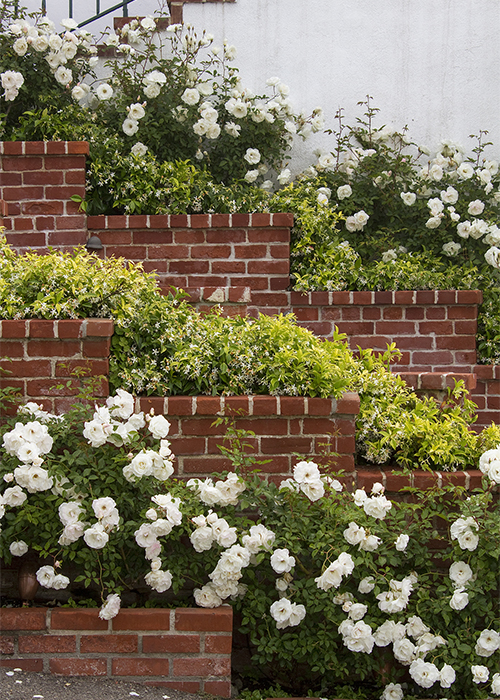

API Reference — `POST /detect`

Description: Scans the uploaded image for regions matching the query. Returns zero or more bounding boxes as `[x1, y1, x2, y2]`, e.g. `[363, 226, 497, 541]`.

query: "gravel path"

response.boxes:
[1, 668, 223, 700]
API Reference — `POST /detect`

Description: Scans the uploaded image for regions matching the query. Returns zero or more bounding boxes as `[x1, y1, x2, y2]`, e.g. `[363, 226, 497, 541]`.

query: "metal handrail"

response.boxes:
[40, 0, 138, 28]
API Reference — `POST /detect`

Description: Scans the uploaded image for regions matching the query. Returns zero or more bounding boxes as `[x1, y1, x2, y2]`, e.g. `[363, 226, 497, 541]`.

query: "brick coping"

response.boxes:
[87, 212, 295, 229]
[0, 141, 89, 156]
[290, 289, 483, 305]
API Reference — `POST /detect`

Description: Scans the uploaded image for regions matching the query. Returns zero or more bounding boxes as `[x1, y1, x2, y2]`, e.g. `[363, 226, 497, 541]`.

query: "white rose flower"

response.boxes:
[485, 246, 500, 269]
[54, 66, 72, 86]
[471, 665, 489, 683]
[244, 169, 259, 183]
[278, 168, 292, 185]
[457, 529, 479, 551]
[359, 534, 381, 552]
[442, 241, 461, 256]
[395, 533, 409, 551]
[440, 663, 456, 688]
[194, 583, 222, 608]
[36, 565, 56, 587]
[406, 615, 429, 638]
[342, 620, 374, 654]
[479, 448, 500, 474]
[491, 672, 500, 695]
[84, 523, 109, 549]
[96, 83, 113, 101]
[393, 638, 416, 665]
[440, 186, 459, 204]
[10, 540, 28, 556]
[457, 162, 474, 179]
[13, 37, 28, 55]
[358, 576, 375, 594]
[270, 548, 295, 574]
[99, 593, 121, 620]
[409, 658, 440, 688]
[363, 494, 392, 519]
[52, 574, 70, 590]
[122, 118, 139, 136]
[348, 603, 367, 621]
[299, 480, 324, 501]
[181, 87, 200, 105]
[353, 489, 367, 506]
[449, 560, 473, 587]
[59, 521, 86, 545]
[224, 121, 241, 137]
[92, 497, 117, 520]
[270, 598, 293, 628]
[468, 199, 485, 216]
[401, 191, 416, 205]
[145, 568, 172, 593]
[148, 415, 171, 439]
[344, 522, 366, 545]
[3, 485, 27, 507]
[427, 197, 444, 215]
[381, 683, 403, 700]
[426, 215, 442, 229]
[58, 501, 84, 526]
[475, 628, 500, 657]
[244, 148, 261, 165]
[25, 466, 53, 493]
[317, 153, 335, 170]
[127, 102, 146, 120]
[337, 184, 352, 199]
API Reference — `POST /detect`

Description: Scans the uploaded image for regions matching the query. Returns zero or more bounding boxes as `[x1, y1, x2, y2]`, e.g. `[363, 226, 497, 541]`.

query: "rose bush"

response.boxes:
[1, 392, 499, 699]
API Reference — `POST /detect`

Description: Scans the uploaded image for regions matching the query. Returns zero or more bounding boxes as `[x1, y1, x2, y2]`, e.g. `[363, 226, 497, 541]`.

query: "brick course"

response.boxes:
[0, 607, 232, 696]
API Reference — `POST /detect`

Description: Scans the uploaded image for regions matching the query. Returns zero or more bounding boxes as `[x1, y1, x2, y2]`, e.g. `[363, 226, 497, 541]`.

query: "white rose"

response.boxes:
[99, 593, 121, 620]
[194, 583, 222, 608]
[244, 148, 261, 165]
[270, 548, 295, 574]
[442, 241, 461, 256]
[395, 534, 409, 551]
[471, 665, 489, 683]
[181, 87, 200, 105]
[127, 102, 146, 120]
[406, 615, 429, 639]
[36, 565, 55, 587]
[440, 186, 459, 204]
[148, 415, 171, 439]
[491, 672, 500, 695]
[468, 199, 485, 216]
[3, 485, 27, 507]
[10, 540, 28, 557]
[84, 523, 109, 549]
[58, 501, 84, 526]
[393, 638, 416, 665]
[440, 663, 456, 688]
[344, 522, 366, 545]
[457, 162, 474, 179]
[363, 494, 392, 519]
[426, 215, 442, 229]
[244, 169, 259, 183]
[358, 576, 375, 594]
[409, 659, 440, 688]
[92, 497, 116, 520]
[342, 620, 374, 653]
[52, 574, 70, 590]
[54, 66, 72, 86]
[337, 184, 352, 200]
[475, 628, 500, 657]
[485, 246, 500, 269]
[145, 568, 172, 593]
[381, 683, 403, 700]
[401, 191, 416, 205]
[122, 118, 139, 136]
[449, 560, 473, 587]
[13, 37, 28, 55]
[427, 197, 444, 215]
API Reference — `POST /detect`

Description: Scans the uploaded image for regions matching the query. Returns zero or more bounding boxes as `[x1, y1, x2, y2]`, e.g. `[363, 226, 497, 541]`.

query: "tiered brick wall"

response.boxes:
[0, 607, 232, 696]
[88, 213, 292, 308]
[0, 319, 113, 414]
[0, 141, 498, 426]
[137, 394, 358, 480]
[0, 141, 88, 252]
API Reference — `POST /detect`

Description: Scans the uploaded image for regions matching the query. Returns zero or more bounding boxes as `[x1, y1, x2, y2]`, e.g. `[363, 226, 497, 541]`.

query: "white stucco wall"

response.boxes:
[18, 0, 500, 168]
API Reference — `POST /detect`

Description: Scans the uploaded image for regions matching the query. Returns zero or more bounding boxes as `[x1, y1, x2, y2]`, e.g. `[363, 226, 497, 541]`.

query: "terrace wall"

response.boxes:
[0, 142, 498, 427]
[0, 607, 232, 696]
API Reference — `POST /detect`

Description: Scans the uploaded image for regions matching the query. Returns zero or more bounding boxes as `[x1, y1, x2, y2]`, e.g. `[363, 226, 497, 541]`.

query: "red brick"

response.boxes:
[1, 320, 27, 338]
[1, 141, 23, 154]
[2, 157, 43, 171]
[204, 680, 232, 697]
[260, 437, 313, 453]
[127, 215, 148, 227]
[182, 456, 232, 473]
[247, 260, 289, 274]
[0, 358, 51, 377]
[174, 230, 205, 244]
[65, 170, 86, 185]
[19, 634, 76, 653]
[45, 155, 85, 171]
[147, 244, 189, 259]
[382, 307, 403, 320]
[0, 658, 43, 671]
[84, 319, 114, 337]
[0, 609, 46, 630]
[0, 636, 15, 653]
[211, 214, 231, 227]
[393, 291, 415, 304]
[166, 396, 195, 416]
[51, 610, 107, 631]
[251, 396, 278, 415]
[375, 321, 417, 334]
[205, 635, 232, 653]
[195, 396, 223, 414]
[406, 307, 425, 320]
[133, 230, 173, 245]
[335, 393, 361, 415]
[112, 609, 171, 631]
[373, 291, 394, 304]
[207, 229, 246, 244]
[82, 339, 111, 357]
[271, 212, 294, 227]
[447, 306, 478, 319]
[105, 245, 147, 259]
[27, 339, 80, 358]
[81, 634, 137, 653]
[35, 216, 55, 230]
[28, 320, 56, 338]
[142, 634, 200, 653]
[175, 608, 232, 632]
[181, 418, 225, 436]
[213, 261, 246, 274]
[171, 260, 210, 274]
[56, 321, 84, 339]
[113, 658, 169, 675]
[67, 141, 90, 154]
[279, 397, 305, 415]
[50, 658, 107, 675]
[356, 470, 384, 490]
[191, 214, 210, 228]
[231, 213, 250, 226]
[173, 657, 231, 677]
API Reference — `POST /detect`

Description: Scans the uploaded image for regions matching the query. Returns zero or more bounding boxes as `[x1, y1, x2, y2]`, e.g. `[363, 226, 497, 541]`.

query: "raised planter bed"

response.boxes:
[0, 606, 232, 695]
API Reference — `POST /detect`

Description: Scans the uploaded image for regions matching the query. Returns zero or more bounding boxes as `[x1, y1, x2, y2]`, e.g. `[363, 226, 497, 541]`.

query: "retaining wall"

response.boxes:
[0, 142, 498, 427]
[0, 607, 232, 695]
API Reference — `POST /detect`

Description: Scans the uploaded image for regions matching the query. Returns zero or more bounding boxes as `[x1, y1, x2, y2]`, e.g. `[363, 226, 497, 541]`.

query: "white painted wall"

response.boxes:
[17, 0, 500, 167]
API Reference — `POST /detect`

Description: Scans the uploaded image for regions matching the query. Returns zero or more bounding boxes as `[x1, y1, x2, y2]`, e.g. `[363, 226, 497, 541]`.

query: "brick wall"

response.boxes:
[0, 319, 113, 414]
[0, 607, 232, 696]
[0, 141, 498, 426]
[137, 394, 359, 480]
[87, 213, 292, 307]
[0, 141, 88, 252]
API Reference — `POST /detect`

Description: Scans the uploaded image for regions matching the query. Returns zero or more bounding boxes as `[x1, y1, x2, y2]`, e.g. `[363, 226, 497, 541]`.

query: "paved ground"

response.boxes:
[1, 668, 223, 700]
